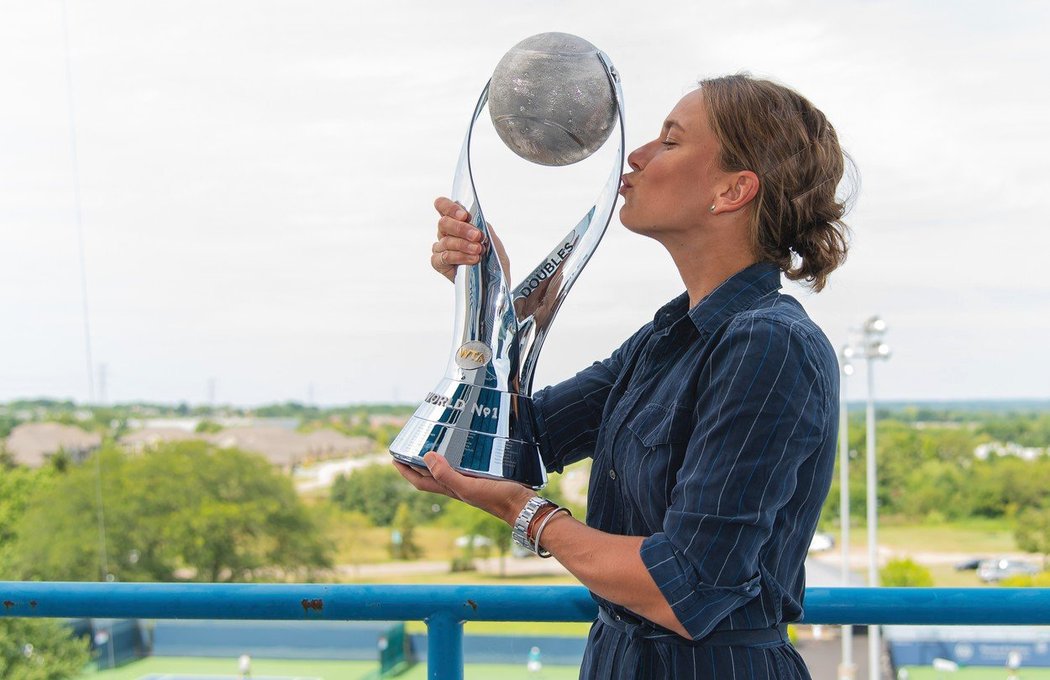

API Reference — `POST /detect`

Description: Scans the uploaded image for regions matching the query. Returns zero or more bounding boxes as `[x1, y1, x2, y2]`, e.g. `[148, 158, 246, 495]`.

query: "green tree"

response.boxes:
[194, 420, 222, 434]
[331, 464, 448, 526]
[440, 503, 513, 576]
[472, 511, 512, 577]
[0, 413, 18, 439]
[332, 465, 405, 526]
[969, 456, 1050, 518]
[1015, 504, 1050, 570]
[880, 558, 934, 587]
[12, 441, 332, 582]
[980, 414, 1050, 448]
[0, 464, 55, 575]
[389, 502, 422, 560]
[0, 618, 91, 680]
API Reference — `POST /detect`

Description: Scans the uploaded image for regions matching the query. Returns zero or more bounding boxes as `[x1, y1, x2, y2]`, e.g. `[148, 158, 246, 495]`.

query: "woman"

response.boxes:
[395, 73, 850, 679]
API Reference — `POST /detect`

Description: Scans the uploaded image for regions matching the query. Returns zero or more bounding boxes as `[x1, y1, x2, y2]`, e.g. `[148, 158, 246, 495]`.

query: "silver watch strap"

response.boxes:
[512, 496, 552, 553]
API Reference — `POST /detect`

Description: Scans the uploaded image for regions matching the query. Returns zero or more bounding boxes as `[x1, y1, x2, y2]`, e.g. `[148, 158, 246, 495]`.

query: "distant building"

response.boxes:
[368, 414, 409, 428]
[974, 442, 1047, 461]
[112, 423, 373, 471]
[119, 428, 206, 452]
[4, 422, 102, 468]
[207, 426, 372, 471]
[303, 429, 373, 458]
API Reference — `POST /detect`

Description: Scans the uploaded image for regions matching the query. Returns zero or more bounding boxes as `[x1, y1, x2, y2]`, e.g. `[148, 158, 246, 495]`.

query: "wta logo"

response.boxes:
[454, 341, 492, 369]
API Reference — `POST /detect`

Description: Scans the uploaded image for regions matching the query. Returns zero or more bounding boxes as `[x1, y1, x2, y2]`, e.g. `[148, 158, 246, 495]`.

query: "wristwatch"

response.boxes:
[512, 496, 553, 553]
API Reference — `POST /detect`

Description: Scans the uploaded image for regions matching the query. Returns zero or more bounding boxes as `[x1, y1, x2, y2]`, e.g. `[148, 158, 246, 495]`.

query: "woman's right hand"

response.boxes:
[432, 196, 510, 283]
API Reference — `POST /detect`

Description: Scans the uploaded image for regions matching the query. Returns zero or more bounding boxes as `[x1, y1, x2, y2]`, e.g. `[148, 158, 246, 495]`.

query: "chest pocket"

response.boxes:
[626, 403, 693, 447]
[621, 403, 695, 531]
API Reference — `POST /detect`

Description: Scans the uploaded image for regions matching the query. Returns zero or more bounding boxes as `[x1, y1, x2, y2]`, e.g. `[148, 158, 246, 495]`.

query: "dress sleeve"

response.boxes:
[639, 314, 830, 640]
[532, 325, 649, 473]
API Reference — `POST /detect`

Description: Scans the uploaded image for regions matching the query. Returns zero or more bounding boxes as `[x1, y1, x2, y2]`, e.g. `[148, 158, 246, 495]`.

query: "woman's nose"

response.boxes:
[627, 141, 653, 171]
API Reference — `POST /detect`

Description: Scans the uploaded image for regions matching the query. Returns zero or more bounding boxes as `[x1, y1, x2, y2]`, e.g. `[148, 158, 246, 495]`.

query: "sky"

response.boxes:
[1, 0, 1048, 406]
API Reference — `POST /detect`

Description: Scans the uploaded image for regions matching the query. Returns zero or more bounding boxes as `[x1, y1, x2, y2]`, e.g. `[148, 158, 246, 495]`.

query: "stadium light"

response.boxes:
[838, 345, 855, 680]
[840, 316, 891, 680]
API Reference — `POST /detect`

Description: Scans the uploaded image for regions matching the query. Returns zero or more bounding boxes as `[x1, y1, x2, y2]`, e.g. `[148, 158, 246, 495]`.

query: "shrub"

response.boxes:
[880, 558, 934, 587]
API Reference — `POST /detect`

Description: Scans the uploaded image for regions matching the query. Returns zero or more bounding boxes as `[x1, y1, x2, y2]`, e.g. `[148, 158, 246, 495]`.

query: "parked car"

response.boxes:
[954, 557, 986, 571]
[808, 532, 835, 552]
[454, 534, 493, 549]
[976, 558, 1039, 582]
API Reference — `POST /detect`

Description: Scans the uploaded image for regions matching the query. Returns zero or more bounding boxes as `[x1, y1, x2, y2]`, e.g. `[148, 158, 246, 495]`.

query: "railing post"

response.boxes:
[425, 611, 464, 680]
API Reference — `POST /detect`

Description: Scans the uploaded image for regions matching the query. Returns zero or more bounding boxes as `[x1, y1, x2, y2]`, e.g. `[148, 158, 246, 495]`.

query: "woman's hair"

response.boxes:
[699, 74, 854, 292]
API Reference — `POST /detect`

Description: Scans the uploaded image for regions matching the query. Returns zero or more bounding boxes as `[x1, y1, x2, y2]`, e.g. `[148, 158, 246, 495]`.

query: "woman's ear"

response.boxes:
[715, 171, 760, 213]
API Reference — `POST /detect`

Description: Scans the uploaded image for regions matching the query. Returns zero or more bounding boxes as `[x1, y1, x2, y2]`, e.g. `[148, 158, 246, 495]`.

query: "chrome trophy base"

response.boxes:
[389, 380, 546, 489]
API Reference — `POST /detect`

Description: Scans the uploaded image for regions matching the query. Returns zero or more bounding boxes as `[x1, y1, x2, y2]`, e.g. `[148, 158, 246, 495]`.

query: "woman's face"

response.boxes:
[619, 90, 729, 238]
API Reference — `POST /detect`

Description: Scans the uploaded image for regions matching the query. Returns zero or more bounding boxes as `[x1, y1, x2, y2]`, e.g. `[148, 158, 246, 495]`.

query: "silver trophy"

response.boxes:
[390, 32, 625, 489]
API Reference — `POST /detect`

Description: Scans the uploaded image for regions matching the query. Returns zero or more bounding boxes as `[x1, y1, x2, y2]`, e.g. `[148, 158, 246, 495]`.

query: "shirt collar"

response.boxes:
[652, 261, 783, 334]
[688, 261, 782, 333]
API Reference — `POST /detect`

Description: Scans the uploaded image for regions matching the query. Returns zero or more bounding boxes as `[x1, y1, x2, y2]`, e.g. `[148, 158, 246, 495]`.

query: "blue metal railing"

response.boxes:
[3, 582, 1050, 679]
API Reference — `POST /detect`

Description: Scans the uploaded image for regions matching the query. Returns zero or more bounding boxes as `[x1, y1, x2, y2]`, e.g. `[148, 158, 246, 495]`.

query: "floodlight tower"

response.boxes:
[862, 316, 891, 680]
[838, 345, 856, 680]
[838, 316, 891, 679]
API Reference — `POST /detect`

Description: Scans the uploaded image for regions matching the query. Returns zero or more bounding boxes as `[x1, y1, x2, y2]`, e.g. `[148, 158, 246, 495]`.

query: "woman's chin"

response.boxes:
[618, 211, 651, 236]
[619, 205, 642, 232]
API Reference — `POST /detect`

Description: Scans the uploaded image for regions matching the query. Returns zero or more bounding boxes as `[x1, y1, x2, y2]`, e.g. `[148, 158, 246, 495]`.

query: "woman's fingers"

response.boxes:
[436, 215, 482, 242]
[393, 460, 451, 497]
[434, 196, 468, 221]
[433, 235, 483, 256]
[432, 197, 484, 281]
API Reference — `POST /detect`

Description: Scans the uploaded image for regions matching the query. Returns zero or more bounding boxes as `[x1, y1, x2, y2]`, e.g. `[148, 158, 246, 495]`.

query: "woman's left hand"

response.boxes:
[393, 453, 535, 526]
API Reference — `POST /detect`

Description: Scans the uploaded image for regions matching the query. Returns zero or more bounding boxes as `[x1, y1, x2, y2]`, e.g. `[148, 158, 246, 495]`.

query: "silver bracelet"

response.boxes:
[532, 506, 572, 558]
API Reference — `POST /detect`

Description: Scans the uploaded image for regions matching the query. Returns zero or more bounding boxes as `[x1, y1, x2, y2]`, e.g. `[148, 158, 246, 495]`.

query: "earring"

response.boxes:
[708, 205, 716, 213]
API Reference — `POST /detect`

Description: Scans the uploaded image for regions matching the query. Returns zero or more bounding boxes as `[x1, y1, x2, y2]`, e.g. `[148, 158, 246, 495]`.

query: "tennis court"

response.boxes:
[901, 666, 1050, 678]
[137, 676, 321, 680]
[81, 656, 582, 680]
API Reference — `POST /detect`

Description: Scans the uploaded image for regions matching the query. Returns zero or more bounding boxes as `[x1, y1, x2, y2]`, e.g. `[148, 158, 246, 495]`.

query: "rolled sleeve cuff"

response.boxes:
[640, 532, 762, 640]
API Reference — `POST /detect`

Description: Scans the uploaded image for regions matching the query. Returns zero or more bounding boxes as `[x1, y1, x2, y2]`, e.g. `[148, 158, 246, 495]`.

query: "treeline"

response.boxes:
[822, 415, 1050, 523]
[0, 441, 332, 582]
[0, 399, 415, 441]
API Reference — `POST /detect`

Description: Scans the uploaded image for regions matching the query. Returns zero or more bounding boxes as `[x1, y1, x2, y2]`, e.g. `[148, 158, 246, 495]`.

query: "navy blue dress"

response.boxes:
[533, 262, 839, 679]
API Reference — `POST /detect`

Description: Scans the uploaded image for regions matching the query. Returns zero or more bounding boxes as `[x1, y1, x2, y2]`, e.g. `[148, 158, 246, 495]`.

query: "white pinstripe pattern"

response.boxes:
[535, 263, 836, 679]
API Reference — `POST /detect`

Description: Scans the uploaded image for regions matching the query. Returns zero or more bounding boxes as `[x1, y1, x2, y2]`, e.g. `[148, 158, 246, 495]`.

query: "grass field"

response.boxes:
[828, 517, 1018, 554]
[824, 517, 1038, 587]
[79, 656, 580, 680]
[327, 523, 462, 565]
[901, 666, 1050, 678]
[877, 518, 1018, 554]
[402, 620, 593, 637]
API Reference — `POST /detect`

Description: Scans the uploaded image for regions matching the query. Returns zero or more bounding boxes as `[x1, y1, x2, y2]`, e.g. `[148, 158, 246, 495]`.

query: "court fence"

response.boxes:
[3, 582, 1050, 679]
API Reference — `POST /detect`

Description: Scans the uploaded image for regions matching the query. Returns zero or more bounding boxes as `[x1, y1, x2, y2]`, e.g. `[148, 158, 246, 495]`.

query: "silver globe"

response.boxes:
[489, 32, 617, 167]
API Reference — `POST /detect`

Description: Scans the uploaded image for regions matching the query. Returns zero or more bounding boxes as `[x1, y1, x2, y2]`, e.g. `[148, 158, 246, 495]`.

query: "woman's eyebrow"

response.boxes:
[662, 119, 686, 133]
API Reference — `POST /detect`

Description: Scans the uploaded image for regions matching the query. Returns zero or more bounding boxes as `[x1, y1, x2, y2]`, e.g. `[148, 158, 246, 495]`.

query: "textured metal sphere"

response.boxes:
[489, 32, 616, 167]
